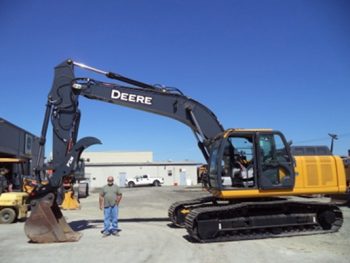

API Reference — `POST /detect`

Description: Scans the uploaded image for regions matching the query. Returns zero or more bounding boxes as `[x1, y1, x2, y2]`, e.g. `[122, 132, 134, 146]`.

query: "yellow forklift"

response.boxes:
[0, 158, 29, 224]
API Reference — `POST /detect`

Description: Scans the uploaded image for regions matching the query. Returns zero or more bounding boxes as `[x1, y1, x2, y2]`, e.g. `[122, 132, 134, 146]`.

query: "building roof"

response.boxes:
[85, 160, 202, 167]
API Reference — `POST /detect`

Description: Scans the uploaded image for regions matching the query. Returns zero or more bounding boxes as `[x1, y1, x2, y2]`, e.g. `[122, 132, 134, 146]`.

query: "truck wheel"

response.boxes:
[78, 182, 89, 198]
[153, 180, 161, 187]
[128, 182, 135, 188]
[0, 208, 16, 224]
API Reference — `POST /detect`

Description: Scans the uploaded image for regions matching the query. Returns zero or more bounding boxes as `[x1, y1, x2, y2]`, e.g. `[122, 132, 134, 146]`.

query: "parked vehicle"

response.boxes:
[0, 192, 28, 224]
[125, 175, 164, 188]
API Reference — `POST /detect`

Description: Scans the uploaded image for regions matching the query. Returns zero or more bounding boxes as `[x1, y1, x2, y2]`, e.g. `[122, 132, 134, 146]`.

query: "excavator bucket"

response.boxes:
[24, 193, 81, 243]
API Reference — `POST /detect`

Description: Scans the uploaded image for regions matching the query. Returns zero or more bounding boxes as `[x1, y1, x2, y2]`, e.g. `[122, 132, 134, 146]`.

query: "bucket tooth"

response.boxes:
[24, 193, 81, 243]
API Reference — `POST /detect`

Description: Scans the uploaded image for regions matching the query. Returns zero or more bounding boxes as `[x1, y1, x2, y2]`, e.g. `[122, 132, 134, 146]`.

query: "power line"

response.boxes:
[294, 132, 350, 144]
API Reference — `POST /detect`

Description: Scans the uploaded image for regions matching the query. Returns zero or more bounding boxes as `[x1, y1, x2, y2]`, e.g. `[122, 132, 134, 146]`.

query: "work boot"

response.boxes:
[111, 231, 119, 236]
[102, 231, 110, 237]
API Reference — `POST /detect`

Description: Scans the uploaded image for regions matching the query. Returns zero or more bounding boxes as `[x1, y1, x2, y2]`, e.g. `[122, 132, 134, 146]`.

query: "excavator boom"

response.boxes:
[25, 59, 224, 242]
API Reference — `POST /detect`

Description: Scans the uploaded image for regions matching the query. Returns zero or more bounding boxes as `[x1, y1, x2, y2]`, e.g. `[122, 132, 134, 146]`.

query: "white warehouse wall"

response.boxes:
[82, 151, 201, 188]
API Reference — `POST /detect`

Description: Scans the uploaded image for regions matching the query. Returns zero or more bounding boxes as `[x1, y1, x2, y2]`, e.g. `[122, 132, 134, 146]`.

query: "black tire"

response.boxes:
[78, 183, 89, 198]
[153, 180, 161, 187]
[0, 208, 16, 224]
[128, 182, 135, 188]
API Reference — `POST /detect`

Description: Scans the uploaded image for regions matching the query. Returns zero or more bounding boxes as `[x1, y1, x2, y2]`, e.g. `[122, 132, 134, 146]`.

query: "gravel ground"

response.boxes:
[0, 186, 349, 263]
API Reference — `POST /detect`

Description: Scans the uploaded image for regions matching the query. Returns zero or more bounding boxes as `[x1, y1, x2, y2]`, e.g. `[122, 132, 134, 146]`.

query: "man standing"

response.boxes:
[99, 176, 122, 236]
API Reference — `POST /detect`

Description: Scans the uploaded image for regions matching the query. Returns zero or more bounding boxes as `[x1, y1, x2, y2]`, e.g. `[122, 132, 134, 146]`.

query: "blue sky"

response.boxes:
[1, 0, 349, 162]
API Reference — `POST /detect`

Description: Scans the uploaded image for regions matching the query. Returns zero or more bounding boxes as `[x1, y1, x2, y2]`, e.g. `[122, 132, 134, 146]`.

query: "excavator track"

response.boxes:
[185, 199, 343, 243]
[168, 196, 215, 227]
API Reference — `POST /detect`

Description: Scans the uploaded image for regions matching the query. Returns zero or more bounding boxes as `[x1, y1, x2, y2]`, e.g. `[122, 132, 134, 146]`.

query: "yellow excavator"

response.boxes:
[24, 59, 347, 243]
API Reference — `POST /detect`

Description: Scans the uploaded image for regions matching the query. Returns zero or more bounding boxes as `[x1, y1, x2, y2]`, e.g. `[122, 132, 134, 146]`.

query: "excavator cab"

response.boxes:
[207, 129, 295, 194]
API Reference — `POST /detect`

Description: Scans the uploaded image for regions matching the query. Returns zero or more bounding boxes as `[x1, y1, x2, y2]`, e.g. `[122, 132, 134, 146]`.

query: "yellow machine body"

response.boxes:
[61, 191, 80, 210]
[213, 155, 347, 199]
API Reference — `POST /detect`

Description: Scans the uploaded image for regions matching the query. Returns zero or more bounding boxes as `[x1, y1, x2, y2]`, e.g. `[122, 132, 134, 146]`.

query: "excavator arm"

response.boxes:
[47, 60, 223, 184]
[25, 59, 224, 243]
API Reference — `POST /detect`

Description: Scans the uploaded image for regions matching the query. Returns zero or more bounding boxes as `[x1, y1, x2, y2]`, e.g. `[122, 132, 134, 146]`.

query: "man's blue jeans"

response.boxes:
[103, 205, 119, 233]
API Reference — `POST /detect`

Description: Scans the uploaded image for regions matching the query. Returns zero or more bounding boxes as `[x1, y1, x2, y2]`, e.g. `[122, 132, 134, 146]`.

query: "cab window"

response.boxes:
[208, 140, 222, 188]
[258, 133, 294, 189]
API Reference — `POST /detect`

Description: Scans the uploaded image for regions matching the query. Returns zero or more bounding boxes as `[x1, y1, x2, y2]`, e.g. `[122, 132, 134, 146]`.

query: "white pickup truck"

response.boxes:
[125, 174, 164, 188]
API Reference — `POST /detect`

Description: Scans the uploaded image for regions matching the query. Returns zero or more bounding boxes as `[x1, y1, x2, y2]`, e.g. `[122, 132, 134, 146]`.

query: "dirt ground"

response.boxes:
[0, 186, 349, 263]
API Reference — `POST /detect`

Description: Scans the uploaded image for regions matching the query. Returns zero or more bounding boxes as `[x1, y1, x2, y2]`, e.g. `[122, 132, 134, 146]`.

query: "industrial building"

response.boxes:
[1, 118, 202, 189]
[0, 118, 42, 189]
[81, 151, 201, 188]
[0, 118, 41, 164]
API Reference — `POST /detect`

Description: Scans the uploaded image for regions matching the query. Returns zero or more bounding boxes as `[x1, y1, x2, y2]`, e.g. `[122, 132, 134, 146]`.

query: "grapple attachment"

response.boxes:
[24, 193, 81, 243]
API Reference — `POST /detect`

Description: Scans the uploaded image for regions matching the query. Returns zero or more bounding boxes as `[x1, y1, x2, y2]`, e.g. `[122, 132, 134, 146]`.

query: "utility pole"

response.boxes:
[328, 133, 338, 154]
